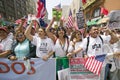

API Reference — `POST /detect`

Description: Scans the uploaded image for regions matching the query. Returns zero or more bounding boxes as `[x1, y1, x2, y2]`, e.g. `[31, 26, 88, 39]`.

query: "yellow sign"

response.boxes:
[83, 0, 96, 9]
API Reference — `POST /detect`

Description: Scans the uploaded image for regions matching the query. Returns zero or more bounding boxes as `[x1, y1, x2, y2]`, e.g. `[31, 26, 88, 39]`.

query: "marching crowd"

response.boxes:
[0, 17, 120, 80]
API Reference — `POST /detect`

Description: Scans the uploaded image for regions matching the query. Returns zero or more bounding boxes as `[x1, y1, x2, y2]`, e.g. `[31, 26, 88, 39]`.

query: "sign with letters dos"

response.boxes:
[0, 58, 56, 80]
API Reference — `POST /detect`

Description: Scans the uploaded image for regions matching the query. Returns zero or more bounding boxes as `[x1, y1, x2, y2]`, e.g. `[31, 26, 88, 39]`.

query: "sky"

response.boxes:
[46, 0, 72, 20]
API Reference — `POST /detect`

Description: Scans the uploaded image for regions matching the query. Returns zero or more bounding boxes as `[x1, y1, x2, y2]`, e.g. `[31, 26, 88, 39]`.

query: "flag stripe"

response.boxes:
[67, 9, 74, 28]
[36, 0, 46, 19]
[84, 56, 104, 75]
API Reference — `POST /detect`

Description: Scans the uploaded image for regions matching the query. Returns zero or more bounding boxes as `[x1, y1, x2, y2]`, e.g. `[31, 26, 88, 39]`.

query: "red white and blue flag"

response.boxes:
[54, 3, 61, 10]
[36, 0, 46, 19]
[84, 54, 106, 75]
[67, 9, 74, 28]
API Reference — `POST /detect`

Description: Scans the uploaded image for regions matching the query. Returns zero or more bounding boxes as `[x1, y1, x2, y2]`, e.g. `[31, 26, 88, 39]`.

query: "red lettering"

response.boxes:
[11, 62, 25, 74]
[0, 62, 10, 73]
[27, 61, 36, 75]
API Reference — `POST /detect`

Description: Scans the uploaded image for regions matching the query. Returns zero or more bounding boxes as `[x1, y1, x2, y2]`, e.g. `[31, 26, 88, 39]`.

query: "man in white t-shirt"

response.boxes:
[67, 26, 119, 58]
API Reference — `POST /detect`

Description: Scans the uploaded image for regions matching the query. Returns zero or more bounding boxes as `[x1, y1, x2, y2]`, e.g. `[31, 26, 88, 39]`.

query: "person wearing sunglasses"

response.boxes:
[68, 30, 84, 58]
[8, 19, 36, 60]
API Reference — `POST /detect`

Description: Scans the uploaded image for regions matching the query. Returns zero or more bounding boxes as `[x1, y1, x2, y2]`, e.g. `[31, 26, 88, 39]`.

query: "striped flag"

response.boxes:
[84, 54, 106, 75]
[54, 3, 61, 11]
[67, 9, 74, 28]
[36, 0, 46, 19]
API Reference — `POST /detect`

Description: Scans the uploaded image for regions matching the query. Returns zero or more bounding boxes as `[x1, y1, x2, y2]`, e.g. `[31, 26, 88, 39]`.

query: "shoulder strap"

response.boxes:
[66, 38, 69, 53]
[99, 35, 103, 44]
[86, 37, 90, 54]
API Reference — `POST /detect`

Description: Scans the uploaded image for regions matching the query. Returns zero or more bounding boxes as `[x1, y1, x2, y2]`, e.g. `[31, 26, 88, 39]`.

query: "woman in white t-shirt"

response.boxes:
[68, 30, 84, 57]
[25, 20, 54, 61]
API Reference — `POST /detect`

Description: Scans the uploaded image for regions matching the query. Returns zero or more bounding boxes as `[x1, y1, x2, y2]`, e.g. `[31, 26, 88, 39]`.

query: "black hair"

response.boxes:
[56, 26, 68, 39]
[87, 25, 97, 33]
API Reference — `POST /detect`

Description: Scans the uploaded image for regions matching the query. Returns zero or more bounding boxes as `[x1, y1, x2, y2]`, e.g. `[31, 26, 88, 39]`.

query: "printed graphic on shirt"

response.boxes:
[39, 43, 48, 54]
[92, 43, 101, 51]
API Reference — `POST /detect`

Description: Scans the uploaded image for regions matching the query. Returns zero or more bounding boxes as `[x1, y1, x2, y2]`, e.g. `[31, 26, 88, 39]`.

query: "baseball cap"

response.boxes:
[0, 27, 8, 33]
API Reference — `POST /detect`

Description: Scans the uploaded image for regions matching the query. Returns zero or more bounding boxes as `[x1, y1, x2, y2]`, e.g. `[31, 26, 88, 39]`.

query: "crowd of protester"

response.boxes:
[0, 16, 120, 80]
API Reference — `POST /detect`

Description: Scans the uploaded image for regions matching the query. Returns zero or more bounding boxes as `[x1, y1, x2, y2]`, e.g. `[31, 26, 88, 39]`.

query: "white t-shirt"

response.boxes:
[112, 40, 120, 52]
[54, 38, 69, 57]
[31, 36, 54, 58]
[80, 35, 111, 57]
[0, 38, 13, 53]
[68, 41, 83, 57]
[7, 32, 14, 40]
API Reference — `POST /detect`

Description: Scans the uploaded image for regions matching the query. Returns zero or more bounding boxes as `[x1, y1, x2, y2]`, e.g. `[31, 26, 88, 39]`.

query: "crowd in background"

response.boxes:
[0, 16, 120, 80]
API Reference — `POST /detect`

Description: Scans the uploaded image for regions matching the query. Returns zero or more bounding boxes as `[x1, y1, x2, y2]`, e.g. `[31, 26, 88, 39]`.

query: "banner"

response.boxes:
[0, 58, 56, 80]
[69, 58, 99, 80]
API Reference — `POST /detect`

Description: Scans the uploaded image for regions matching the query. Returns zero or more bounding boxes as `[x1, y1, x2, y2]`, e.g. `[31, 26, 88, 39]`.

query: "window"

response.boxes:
[0, 1, 3, 7]
[93, 8, 101, 18]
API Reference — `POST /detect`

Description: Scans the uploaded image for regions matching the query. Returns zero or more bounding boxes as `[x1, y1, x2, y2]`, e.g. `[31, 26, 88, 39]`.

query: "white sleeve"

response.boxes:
[79, 38, 87, 51]
[31, 36, 38, 46]
[48, 38, 55, 51]
[101, 35, 111, 43]
[5, 39, 13, 50]
[68, 41, 74, 52]
[113, 40, 120, 52]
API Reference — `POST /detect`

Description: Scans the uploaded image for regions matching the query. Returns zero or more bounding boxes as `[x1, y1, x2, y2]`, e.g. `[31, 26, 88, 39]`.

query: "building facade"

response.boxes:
[62, 5, 70, 20]
[70, 0, 82, 19]
[82, 0, 120, 21]
[0, 0, 36, 22]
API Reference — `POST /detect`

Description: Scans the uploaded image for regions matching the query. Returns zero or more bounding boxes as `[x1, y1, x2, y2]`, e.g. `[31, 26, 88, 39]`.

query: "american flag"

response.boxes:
[66, 9, 74, 28]
[54, 3, 61, 11]
[36, 0, 46, 19]
[39, 18, 48, 27]
[84, 54, 106, 75]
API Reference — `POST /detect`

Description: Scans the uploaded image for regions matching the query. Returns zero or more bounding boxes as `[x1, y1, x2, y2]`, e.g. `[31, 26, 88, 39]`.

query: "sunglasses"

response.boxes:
[16, 34, 24, 38]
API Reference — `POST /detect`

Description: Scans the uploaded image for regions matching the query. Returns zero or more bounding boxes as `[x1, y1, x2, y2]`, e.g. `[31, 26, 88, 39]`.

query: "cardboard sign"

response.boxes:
[76, 10, 85, 29]
[69, 58, 99, 80]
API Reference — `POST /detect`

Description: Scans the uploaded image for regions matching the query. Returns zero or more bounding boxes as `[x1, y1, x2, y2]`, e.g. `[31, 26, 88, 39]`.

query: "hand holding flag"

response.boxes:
[84, 54, 106, 75]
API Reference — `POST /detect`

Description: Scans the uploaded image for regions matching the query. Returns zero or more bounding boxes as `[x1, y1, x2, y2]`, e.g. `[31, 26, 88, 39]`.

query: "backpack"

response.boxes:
[86, 36, 103, 54]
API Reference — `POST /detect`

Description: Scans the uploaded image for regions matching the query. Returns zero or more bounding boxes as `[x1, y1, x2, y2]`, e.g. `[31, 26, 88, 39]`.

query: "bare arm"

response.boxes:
[35, 21, 40, 33]
[108, 29, 119, 44]
[15, 18, 25, 32]
[25, 20, 34, 41]
[67, 47, 83, 57]
[42, 51, 55, 61]
[46, 17, 56, 43]
[0, 50, 11, 58]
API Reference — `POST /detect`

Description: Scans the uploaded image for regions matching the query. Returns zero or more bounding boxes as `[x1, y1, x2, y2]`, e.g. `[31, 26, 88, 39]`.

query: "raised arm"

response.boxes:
[15, 18, 25, 32]
[108, 28, 119, 44]
[25, 20, 34, 41]
[46, 17, 56, 43]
